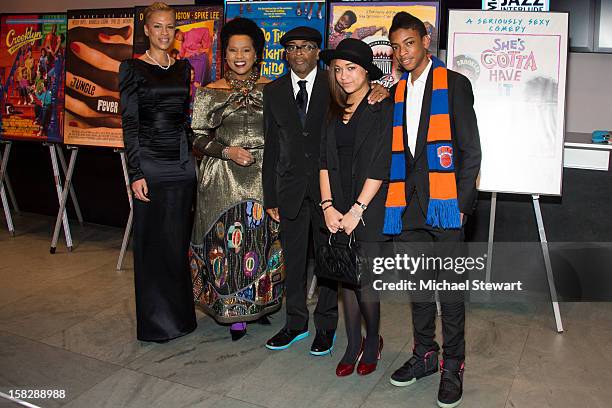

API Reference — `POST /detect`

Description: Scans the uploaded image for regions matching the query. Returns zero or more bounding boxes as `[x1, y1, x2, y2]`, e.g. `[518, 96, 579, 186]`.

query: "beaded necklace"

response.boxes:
[224, 68, 259, 95]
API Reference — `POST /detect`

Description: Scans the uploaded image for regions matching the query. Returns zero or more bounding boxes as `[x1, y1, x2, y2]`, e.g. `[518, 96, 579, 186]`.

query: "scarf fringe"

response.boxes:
[383, 206, 404, 235]
[426, 199, 461, 229]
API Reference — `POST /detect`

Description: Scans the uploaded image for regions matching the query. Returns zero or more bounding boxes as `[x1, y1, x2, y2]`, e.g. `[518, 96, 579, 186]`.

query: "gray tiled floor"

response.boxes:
[1, 213, 611, 408]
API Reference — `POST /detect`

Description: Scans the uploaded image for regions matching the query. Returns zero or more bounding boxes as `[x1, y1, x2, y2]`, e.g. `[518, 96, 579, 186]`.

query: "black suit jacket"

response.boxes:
[391, 69, 481, 218]
[263, 69, 329, 219]
[320, 99, 393, 242]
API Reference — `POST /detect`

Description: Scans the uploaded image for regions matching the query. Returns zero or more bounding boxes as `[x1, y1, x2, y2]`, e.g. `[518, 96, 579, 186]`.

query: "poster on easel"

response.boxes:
[328, 1, 440, 87]
[0, 14, 67, 142]
[225, 0, 327, 80]
[63, 8, 134, 148]
[447, 10, 568, 195]
[133, 4, 224, 102]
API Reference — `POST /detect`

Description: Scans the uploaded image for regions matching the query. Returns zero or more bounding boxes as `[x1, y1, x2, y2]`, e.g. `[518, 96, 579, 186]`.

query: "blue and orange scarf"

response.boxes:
[383, 56, 461, 234]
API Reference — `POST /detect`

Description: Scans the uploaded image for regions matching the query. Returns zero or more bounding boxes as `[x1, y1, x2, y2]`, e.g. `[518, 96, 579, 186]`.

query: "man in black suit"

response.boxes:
[385, 13, 481, 408]
[262, 27, 338, 355]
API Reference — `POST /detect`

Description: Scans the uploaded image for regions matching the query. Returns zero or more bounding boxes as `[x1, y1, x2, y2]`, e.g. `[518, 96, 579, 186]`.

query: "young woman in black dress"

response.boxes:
[319, 38, 393, 376]
[119, 2, 196, 342]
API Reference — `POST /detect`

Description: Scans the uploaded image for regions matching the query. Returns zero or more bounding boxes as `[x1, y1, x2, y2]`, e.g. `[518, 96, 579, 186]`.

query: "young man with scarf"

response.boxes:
[384, 12, 481, 408]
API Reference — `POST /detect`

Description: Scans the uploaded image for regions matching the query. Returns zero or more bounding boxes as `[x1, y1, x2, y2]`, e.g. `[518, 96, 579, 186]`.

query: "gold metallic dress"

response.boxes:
[189, 84, 285, 323]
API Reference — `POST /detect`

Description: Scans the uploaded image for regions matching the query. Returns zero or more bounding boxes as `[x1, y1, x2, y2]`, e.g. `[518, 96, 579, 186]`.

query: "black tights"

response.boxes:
[340, 283, 380, 364]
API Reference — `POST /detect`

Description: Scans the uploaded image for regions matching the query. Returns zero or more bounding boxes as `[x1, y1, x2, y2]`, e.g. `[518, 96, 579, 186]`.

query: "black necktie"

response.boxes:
[296, 80, 308, 125]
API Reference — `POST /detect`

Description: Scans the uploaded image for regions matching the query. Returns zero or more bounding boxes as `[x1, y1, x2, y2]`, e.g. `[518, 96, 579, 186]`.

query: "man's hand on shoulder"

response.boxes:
[367, 83, 390, 104]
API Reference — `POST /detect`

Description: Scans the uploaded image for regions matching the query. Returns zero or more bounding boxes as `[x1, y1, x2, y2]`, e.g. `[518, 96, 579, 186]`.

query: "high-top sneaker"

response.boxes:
[390, 347, 439, 387]
[437, 359, 464, 408]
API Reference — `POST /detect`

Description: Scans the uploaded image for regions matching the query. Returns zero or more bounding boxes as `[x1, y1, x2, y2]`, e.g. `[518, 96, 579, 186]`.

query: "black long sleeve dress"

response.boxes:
[119, 58, 197, 342]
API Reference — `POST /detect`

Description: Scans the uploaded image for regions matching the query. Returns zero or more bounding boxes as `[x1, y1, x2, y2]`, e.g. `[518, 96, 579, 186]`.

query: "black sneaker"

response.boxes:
[390, 348, 439, 387]
[265, 328, 309, 350]
[309, 329, 336, 356]
[437, 359, 464, 408]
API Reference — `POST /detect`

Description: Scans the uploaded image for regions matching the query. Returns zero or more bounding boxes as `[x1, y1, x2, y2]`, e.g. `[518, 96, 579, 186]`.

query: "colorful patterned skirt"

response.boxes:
[190, 200, 285, 323]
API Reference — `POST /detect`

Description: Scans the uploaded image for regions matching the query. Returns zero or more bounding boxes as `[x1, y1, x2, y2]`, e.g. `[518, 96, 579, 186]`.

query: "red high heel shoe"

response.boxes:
[336, 338, 364, 377]
[356, 336, 383, 376]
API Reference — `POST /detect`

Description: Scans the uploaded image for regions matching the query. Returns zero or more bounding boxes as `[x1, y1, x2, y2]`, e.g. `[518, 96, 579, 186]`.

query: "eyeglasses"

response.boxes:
[285, 44, 318, 53]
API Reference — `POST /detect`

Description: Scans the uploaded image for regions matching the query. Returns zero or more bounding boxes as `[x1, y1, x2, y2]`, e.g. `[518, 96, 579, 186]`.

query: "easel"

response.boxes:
[48, 143, 83, 253]
[485, 192, 563, 333]
[1, 48, 24, 235]
[116, 149, 132, 270]
[308, 275, 317, 300]
[0, 141, 16, 235]
[3, 172, 19, 214]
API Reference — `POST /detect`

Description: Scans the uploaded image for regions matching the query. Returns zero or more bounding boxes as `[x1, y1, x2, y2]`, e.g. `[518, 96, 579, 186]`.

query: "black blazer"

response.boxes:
[390, 69, 481, 217]
[320, 98, 393, 242]
[262, 69, 329, 219]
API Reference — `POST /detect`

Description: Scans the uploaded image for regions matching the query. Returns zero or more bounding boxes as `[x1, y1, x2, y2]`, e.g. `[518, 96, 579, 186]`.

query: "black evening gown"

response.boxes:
[119, 59, 197, 342]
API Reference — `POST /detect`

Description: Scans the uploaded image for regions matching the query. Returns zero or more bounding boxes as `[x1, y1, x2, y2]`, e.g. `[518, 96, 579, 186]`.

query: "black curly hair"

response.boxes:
[221, 18, 265, 62]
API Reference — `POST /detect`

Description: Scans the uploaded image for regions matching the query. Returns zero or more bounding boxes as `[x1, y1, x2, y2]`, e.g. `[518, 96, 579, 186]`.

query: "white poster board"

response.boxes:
[447, 10, 568, 195]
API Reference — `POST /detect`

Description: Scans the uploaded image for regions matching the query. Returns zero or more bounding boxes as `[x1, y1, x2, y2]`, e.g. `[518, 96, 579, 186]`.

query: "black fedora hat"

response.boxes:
[320, 38, 383, 80]
[280, 26, 322, 47]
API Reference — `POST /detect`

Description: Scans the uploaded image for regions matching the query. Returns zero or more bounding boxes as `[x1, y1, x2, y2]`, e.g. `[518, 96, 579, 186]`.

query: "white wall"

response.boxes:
[565, 52, 612, 133]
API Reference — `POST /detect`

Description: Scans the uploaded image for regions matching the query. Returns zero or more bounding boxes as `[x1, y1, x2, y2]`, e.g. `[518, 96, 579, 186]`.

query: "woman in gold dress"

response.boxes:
[189, 18, 284, 340]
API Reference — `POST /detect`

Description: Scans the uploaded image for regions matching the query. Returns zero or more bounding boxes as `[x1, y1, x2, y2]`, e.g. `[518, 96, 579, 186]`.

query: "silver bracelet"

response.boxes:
[221, 147, 230, 160]
[349, 208, 365, 226]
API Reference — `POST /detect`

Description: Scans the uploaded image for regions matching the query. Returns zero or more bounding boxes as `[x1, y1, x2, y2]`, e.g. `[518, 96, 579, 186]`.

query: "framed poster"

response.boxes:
[329, 1, 440, 87]
[447, 10, 569, 195]
[0, 14, 67, 142]
[63, 8, 134, 148]
[134, 4, 224, 99]
[225, 0, 327, 79]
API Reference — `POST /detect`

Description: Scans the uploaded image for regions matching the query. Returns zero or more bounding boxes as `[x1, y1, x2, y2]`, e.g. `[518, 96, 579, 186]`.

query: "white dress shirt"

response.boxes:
[405, 58, 432, 155]
[290, 67, 317, 113]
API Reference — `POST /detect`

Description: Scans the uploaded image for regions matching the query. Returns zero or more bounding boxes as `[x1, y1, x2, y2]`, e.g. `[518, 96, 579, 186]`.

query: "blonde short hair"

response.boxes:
[144, 2, 175, 24]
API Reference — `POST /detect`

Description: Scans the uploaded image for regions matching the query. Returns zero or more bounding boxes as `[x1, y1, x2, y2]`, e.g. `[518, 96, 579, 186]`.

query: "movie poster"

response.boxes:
[63, 9, 134, 148]
[329, 1, 439, 87]
[134, 4, 224, 100]
[0, 14, 67, 142]
[225, 0, 327, 79]
[447, 10, 568, 195]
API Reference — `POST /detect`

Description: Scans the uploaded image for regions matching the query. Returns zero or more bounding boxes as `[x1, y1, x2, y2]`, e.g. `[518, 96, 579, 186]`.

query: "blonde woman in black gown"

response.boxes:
[119, 2, 196, 342]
